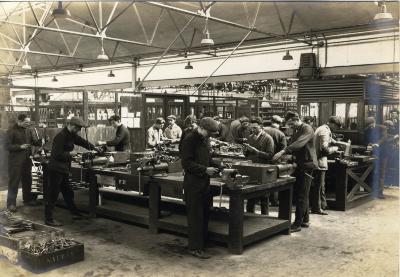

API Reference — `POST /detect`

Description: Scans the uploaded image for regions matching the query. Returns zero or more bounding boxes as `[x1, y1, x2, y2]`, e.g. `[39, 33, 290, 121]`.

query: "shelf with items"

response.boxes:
[258, 100, 297, 120]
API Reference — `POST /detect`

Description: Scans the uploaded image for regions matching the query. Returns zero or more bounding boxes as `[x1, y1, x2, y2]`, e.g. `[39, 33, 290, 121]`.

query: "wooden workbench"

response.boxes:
[66, 165, 295, 254]
[148, 173, 295, 255]
[325, 158, 376, 211]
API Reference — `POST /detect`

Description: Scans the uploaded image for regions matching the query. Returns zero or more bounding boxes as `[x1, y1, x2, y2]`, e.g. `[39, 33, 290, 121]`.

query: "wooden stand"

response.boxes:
[326, 159, 375, 211]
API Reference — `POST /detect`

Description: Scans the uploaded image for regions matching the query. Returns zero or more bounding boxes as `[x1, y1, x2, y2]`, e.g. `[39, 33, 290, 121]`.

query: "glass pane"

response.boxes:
[347, 103, 358, 130]
[335, 103, 346, 128]
[300, 104, 310, 117]
[310, 103, 319, 117]
[365, 105, 377, 118]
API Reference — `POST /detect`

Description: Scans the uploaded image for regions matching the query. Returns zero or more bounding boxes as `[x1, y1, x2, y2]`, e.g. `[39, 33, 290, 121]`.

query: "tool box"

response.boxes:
[232, 162, 278, 184]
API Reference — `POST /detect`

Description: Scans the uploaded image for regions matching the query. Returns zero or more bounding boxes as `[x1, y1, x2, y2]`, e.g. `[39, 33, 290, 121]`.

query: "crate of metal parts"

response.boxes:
[20, 238, 84, 273]
[0, 211, 84, 272]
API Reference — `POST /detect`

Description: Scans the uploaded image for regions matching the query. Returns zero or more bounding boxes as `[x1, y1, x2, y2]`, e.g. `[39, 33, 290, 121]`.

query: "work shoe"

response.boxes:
[290, 224, 301, 233]
[301, 222, 310, 228]
[188, 249, 211, 259]
[311, 210, 328, 215]
[7, 205, 16, 213]
[45, 219, 63, 227]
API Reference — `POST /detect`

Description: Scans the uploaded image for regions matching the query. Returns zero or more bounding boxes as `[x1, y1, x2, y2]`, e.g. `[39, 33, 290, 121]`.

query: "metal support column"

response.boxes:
[114, 91, 119, 115]
[34, 87, 40, 125]
[82, 90, 89, 123]
[131, 58, 138, 89]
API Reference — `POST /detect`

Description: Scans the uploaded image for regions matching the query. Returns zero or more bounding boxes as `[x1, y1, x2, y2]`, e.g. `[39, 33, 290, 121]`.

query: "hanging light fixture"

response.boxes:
[22, 57, 31, 71]
[184, 61, 193, 70]
[7, 75, 13, 86]
[52, 75, 58, 82]
[97, 38, 109, 60]
[373, 2, 393, 22]
[107, 70, 115, 77]
[282, 50, 293, 60]
[52, 1, 71, 19]
[201, 16, 214, 46]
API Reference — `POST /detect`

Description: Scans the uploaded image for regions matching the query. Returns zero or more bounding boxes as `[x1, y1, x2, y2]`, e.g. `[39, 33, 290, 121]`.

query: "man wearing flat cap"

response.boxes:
[181, 117, 220, 259]
[244, 117, 275, 215]
[264, 115, 287, 153]
[98, 115, 130, 151]
[45, 117, 98, 227]
[263, 115, 287, 206]
[164, 115, 182, 143]
[227, 115, 249, 143]
[147, 117, 166, 148]
[272, 111, 317, 233]
[6, 114, 43, 212]
[364, 116, 387, 198]
[213, 116, 229, 142]
[311, 116, 344, 215]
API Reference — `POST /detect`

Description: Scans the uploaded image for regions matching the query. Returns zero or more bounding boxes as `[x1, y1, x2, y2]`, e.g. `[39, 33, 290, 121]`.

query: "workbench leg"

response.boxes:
[149, 180, 160, 234]
[335, 165, 348, 211]
[278, 186, 293, 235]
[88, 170, 98, 218]
[228, 193, 244, 255]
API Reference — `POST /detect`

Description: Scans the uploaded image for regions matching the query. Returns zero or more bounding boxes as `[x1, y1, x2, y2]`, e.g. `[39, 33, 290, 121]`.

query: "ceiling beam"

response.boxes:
[0, 46, 96, 61]
[134, 16, 196, 92]
[145, 1, 310, 45]
[193, 30, 253, 95]
[0, 19, 181, 52]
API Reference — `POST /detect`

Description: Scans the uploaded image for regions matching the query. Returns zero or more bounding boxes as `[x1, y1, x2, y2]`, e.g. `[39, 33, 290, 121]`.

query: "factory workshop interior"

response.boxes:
[0, 1, 398, 276]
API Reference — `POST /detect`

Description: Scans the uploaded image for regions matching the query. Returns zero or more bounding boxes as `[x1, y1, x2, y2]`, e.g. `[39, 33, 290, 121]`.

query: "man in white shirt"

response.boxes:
[164, 115, 182, 143]
[147, 118, 165, 148]
[311, 116, 343, 215]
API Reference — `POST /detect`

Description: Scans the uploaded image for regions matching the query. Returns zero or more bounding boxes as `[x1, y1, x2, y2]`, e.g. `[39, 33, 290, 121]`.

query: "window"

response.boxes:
[300, 102, 319, 125]
[383, 105, 399, 121]
[365, 105, 377, 119]
[335, 102, 358, 130]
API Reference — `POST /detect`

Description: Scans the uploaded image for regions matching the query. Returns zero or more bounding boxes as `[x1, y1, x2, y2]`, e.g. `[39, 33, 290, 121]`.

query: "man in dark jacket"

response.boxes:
[273, 111, 317, 233]
[213, 116, 229, 142]
[181, 117, 220, 259]
[244, 119, 274, 215]
[364, 117, 387, 198]
[263, 115, 287, 152]
[6, 114, 42, 212]
[264, 115, 287, 205]
[98, 115, 130, 151]
[45, 117, 97, 226]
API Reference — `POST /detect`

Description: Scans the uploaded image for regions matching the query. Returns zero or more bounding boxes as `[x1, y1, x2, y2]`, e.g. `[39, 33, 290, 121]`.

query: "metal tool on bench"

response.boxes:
[232, 161, 297, 183]
[276, 163, 297, 177]
[232, 162, 278, 183]
[219, 168, 250, 189]
[131, 151, 181, 175]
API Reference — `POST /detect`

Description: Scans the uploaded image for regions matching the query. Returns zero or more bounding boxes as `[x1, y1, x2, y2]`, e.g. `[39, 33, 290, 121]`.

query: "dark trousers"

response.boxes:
[44, 169, 78, 221]
[7, 158, 35, 207]
[310, 170, 327, 212]
[246, 195, 269, 215]
[370, 149, 387, 197]
[294, 168, 312, 226]
[184, 183, 212, 251]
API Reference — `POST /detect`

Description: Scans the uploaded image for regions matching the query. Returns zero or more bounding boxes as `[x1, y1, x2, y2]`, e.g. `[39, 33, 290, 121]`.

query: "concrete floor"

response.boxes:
[0, 187, 398, 277]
